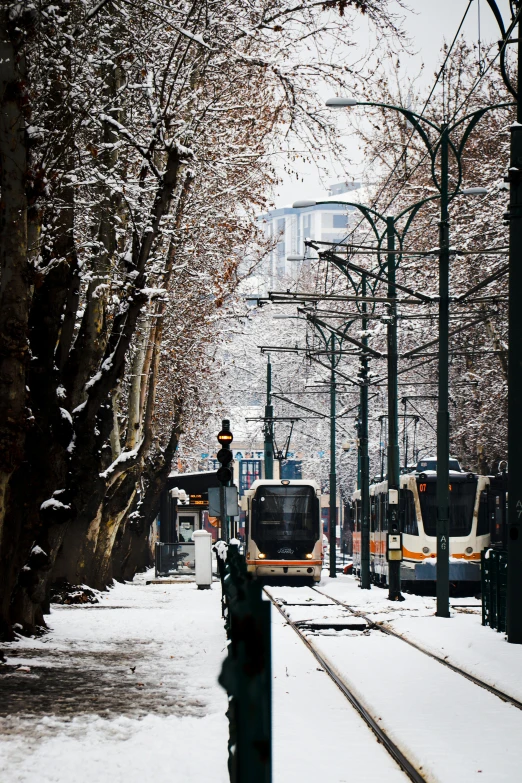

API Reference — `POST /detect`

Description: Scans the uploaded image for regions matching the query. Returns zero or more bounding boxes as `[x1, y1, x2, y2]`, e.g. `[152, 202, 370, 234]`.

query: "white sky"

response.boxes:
[273, 0, 511, 207]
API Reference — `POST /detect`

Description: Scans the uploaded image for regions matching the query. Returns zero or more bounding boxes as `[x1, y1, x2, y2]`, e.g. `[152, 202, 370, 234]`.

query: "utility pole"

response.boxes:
[264, 356, 274, 480]
[387, 217, 402, 600]
[360, 274, 371, 589]
[507, 4, 522, 643]
[436, 125, 451, 618]
[329, 333, 337, 578]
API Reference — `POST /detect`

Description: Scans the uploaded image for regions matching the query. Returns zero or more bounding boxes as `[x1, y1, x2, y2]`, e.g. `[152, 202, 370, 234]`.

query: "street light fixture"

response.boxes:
[325, 97, 358, 107]
[286, 253, 320, 261]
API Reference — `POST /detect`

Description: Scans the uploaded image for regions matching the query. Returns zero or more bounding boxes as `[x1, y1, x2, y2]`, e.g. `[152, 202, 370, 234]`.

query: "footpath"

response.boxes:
[0, 573, 229, 783]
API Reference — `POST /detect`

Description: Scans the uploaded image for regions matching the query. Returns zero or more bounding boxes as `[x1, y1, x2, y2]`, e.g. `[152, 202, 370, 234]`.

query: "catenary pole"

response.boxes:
[329, 333, 337, 578]
[436, 125, 451, 618]
[507, 5, 522, 643]
[387, 216, 402, 600]
[264, 356, 274, 480]
[360, 274, 371, 589]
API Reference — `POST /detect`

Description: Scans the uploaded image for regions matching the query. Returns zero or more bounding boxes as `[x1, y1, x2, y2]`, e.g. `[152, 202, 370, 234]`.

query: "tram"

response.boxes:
[241, 478, 323, 582]
[351, 458, 494, 588]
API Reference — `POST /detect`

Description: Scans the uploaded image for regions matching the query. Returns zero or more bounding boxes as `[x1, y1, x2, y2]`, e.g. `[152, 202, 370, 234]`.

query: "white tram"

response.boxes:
[351, 458, 491, 587]
[240, 479, 323, 583]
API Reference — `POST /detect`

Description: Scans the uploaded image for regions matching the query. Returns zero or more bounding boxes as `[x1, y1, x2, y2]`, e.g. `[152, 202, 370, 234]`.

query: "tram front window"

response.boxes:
[418, 479, 477, 537]
[252, 486, 317, 546]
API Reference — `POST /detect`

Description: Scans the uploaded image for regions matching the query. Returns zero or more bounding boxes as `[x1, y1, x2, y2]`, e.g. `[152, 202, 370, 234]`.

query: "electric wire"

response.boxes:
[338, 0, 475, 247]
[339, 3, 519, 260]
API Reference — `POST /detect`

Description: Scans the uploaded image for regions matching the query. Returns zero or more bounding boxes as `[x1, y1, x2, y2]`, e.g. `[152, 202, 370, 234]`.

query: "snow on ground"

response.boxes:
[313, 628, 522, 783]
[304, 575, 522, 782]
[316, 575, 522, 702]
[271, 605, 407, 783]
[3, 570, 522, 783]
[0, 572, 229, 783]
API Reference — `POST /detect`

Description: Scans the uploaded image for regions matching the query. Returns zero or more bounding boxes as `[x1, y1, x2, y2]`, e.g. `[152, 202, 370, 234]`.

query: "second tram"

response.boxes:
[351, 458, 500, 588]
[241, 479, 323, 583]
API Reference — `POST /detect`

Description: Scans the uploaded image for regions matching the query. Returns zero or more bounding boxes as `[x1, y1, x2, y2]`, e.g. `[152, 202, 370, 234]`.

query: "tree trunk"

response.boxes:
[91, 469, 138, 590]
[0, 14, 33, 637]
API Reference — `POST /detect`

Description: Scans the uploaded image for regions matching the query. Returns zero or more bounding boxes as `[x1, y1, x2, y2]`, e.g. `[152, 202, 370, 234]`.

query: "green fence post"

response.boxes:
[219, 544, 272, 783]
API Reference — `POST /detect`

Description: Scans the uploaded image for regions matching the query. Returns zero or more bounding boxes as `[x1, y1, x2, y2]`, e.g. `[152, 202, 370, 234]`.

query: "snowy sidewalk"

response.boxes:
[0, 573, 229, 783]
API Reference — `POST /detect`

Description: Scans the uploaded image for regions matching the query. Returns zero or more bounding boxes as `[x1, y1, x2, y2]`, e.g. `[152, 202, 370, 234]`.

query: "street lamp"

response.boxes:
[293, 183, 486, 600]
[326, 93, 512, 617]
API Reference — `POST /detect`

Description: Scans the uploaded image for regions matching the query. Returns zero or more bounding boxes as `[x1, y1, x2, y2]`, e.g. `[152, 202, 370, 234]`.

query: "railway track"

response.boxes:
[311, 586, 522, 711]
[267, 589, 428, 783]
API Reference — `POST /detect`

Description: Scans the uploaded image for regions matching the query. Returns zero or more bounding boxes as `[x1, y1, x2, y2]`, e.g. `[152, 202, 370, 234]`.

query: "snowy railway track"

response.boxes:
[311, 586, 522, 712]
[267, 582, 522, 782]
[266, 588, 428, 783]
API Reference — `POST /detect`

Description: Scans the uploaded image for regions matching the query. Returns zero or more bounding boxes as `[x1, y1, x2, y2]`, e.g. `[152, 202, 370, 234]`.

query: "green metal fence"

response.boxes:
[482, 548, 508, 632]
[218, 542, 272, 783]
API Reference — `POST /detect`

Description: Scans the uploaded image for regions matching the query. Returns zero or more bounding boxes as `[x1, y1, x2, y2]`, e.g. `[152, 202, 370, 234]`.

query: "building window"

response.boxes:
[333, 214, 348, 229]
[239, 460, 262, 496]
[303, 213, 312, 240]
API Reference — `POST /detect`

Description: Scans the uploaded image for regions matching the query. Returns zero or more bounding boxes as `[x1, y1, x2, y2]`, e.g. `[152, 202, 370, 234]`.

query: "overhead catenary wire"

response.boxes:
[336, 3, 519, 260]
[338, 0, 476, 245]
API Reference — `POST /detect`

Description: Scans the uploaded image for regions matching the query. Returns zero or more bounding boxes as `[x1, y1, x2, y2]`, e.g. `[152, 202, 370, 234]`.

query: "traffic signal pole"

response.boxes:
[216, 420, 234, 542]
[507, 8, 522, 643]
[264, 357, 274, 480]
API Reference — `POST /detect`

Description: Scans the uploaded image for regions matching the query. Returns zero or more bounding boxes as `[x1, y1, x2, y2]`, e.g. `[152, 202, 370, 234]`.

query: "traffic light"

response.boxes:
[216, 419, 233, 484]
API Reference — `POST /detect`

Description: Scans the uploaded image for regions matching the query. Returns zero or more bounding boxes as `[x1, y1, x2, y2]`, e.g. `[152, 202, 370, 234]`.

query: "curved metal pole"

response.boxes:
[353, 100, 441, 136]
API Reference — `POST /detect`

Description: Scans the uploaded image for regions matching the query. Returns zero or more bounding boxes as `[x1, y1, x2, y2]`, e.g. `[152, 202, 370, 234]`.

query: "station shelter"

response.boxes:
[160, 470, 222, 543]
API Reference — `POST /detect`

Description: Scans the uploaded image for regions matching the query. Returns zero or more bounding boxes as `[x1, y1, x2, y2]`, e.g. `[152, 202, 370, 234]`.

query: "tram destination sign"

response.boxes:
[189, 493, 208, 506]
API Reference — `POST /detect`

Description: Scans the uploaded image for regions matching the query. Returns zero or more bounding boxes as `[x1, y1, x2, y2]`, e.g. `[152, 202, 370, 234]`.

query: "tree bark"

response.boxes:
[0, 12, 33, 637]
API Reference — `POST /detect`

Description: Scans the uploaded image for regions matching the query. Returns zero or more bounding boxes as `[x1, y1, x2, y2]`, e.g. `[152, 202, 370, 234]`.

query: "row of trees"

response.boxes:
[0, 0, 402, 636]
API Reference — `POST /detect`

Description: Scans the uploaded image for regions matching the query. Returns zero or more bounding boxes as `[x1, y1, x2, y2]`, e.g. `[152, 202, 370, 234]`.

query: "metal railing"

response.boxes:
[218, 542, 272, 783]
[154, 542, 195, 577]
[482, 548, 508, 632]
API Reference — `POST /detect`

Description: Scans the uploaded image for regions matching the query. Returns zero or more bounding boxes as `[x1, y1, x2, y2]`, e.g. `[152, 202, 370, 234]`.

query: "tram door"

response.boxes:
[177, 513, 198, 543]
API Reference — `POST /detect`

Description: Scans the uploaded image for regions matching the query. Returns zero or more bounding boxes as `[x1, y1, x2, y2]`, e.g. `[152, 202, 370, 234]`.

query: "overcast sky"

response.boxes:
[273, 0, 511, 207]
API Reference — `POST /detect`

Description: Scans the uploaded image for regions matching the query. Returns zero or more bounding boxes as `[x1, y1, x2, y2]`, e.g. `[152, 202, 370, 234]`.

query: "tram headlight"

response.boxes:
[465, 546, 473, 554]
[306, 553, 313, 559]
[258, 553, 266, 559]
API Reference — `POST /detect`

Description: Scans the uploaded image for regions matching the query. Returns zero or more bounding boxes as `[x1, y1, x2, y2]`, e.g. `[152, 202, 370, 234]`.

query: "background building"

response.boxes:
[257, 181, 364, 291]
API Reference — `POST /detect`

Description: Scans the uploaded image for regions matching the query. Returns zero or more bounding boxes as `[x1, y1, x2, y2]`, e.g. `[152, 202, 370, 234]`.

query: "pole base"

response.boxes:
[387, 592, 405, 602]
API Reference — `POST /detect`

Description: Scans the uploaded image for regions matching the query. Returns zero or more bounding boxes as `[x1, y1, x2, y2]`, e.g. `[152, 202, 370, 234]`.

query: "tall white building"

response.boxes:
[256, 181, 365, 291]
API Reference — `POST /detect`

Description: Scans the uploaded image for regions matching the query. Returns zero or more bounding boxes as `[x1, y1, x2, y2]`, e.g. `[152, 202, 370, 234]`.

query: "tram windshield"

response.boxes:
[417, 479, 477, 537]
[252, 485, 317, 543]
[416, 458, 462, 472]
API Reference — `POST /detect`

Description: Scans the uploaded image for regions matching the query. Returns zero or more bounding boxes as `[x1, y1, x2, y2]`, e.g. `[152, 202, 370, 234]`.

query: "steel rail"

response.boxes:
[266, 589, 428, 783]
[312, 587, 522, 712]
